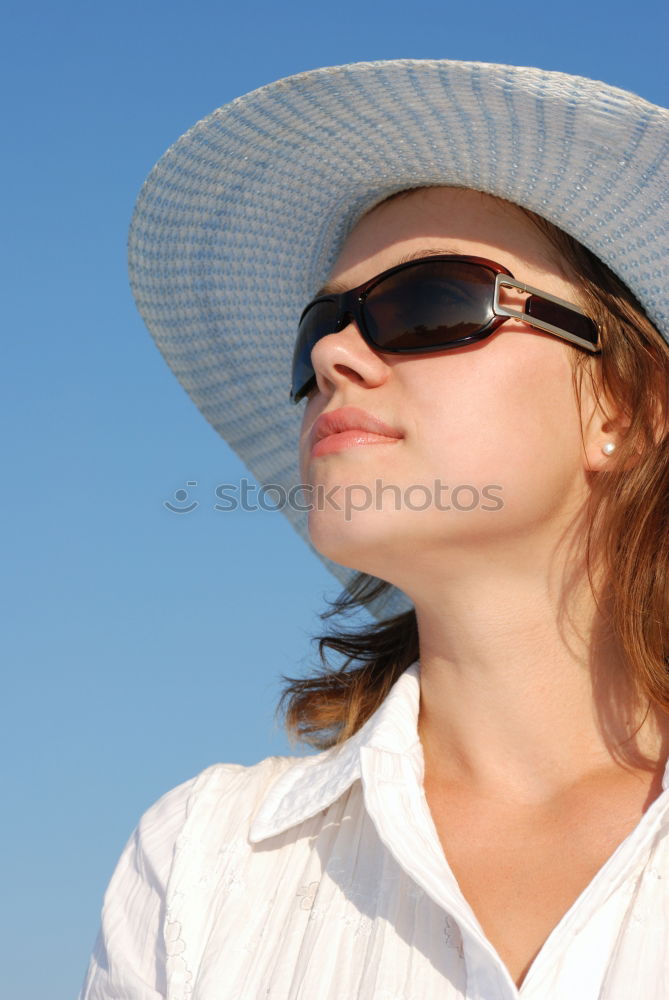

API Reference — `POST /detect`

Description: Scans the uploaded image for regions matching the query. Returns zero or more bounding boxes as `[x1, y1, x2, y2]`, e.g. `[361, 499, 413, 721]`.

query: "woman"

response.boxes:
[81, 60, 669, 998]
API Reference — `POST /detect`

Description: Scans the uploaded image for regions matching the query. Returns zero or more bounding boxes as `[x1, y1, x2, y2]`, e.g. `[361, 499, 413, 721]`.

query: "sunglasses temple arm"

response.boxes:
[494, 275, 600, 353]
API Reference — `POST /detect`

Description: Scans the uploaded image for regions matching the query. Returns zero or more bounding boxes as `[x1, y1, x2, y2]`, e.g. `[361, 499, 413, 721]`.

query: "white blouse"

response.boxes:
[80, 662, 669, 1000]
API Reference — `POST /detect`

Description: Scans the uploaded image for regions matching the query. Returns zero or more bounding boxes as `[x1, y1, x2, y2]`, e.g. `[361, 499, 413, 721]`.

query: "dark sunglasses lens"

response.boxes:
[292, 299, 339, 401]
[364, 260, 496, 349]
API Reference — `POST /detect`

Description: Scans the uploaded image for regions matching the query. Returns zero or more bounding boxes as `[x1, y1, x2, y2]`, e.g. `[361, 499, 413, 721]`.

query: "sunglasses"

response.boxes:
[290, 254, 600, 403]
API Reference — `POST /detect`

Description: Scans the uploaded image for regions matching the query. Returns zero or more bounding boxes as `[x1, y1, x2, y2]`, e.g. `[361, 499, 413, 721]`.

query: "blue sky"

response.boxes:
[3, 1, 667, 996]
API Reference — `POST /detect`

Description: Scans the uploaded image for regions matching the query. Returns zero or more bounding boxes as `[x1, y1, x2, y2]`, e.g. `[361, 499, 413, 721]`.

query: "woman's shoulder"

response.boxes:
[137, 754, 307, 856]
[186, 754, 304, 815]
[82, 756, 311, 998]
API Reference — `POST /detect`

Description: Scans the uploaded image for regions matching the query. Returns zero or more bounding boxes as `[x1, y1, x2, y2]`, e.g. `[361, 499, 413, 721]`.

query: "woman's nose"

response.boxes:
[309, 321, 391, 399]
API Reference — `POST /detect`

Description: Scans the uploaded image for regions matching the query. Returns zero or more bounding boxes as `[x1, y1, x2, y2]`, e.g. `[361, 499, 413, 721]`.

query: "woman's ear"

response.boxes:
[582, 381, 667, 474]
[579, 365, 635, 473]
[584, 414, 632, 472]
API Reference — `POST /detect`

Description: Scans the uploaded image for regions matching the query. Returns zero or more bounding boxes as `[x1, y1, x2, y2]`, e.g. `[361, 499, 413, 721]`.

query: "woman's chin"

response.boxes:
[309, 513, 390, 573]
[307, 514, 412, 578]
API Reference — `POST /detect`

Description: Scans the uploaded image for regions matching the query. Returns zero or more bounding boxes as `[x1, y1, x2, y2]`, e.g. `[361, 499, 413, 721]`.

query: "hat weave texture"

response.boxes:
[128, 59, 669, 619]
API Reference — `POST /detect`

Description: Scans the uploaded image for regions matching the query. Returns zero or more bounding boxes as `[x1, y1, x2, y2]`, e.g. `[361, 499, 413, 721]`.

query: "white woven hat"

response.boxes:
[128, 59, 669, 620]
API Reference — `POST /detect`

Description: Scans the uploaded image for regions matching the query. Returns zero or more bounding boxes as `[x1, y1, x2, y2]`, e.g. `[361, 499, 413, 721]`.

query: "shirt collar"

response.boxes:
[249, 661, 422, 843]
[249, 658, 669, 843]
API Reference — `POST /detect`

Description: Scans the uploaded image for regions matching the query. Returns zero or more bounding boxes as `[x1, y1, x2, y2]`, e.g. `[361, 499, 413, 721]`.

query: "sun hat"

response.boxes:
[128, 59, 669, 620]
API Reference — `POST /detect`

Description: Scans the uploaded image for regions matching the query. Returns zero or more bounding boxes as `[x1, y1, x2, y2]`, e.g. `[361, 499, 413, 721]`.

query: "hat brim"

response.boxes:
[128, 59, 669, 620]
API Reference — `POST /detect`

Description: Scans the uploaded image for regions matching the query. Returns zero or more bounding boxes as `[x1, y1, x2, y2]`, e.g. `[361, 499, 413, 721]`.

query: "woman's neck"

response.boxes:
[412, 563, 669, 803]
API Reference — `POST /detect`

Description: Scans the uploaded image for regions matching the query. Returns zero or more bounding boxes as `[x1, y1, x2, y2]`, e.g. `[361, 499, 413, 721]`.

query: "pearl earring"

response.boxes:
[602, 442, 616, 456]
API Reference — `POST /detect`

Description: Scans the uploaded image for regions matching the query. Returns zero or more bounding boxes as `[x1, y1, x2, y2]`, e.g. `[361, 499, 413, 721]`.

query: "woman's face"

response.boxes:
[298, 187, 605, 595]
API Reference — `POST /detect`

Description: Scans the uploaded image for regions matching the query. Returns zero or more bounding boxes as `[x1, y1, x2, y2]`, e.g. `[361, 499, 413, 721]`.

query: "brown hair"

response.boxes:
[277, 188, 669, 751]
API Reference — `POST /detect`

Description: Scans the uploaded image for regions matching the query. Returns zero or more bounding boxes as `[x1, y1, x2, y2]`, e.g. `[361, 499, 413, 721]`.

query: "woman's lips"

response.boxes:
[311, 429, 402, 458]
[309, 405, 404, 459]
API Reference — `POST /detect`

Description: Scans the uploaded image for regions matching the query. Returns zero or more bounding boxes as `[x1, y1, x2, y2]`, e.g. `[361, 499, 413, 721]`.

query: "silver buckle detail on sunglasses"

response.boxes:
[493, 274, 599, 353]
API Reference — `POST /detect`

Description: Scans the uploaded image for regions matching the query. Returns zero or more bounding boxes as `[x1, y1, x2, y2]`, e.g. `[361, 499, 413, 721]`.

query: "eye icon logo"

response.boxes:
[164, 481, 199, 513]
